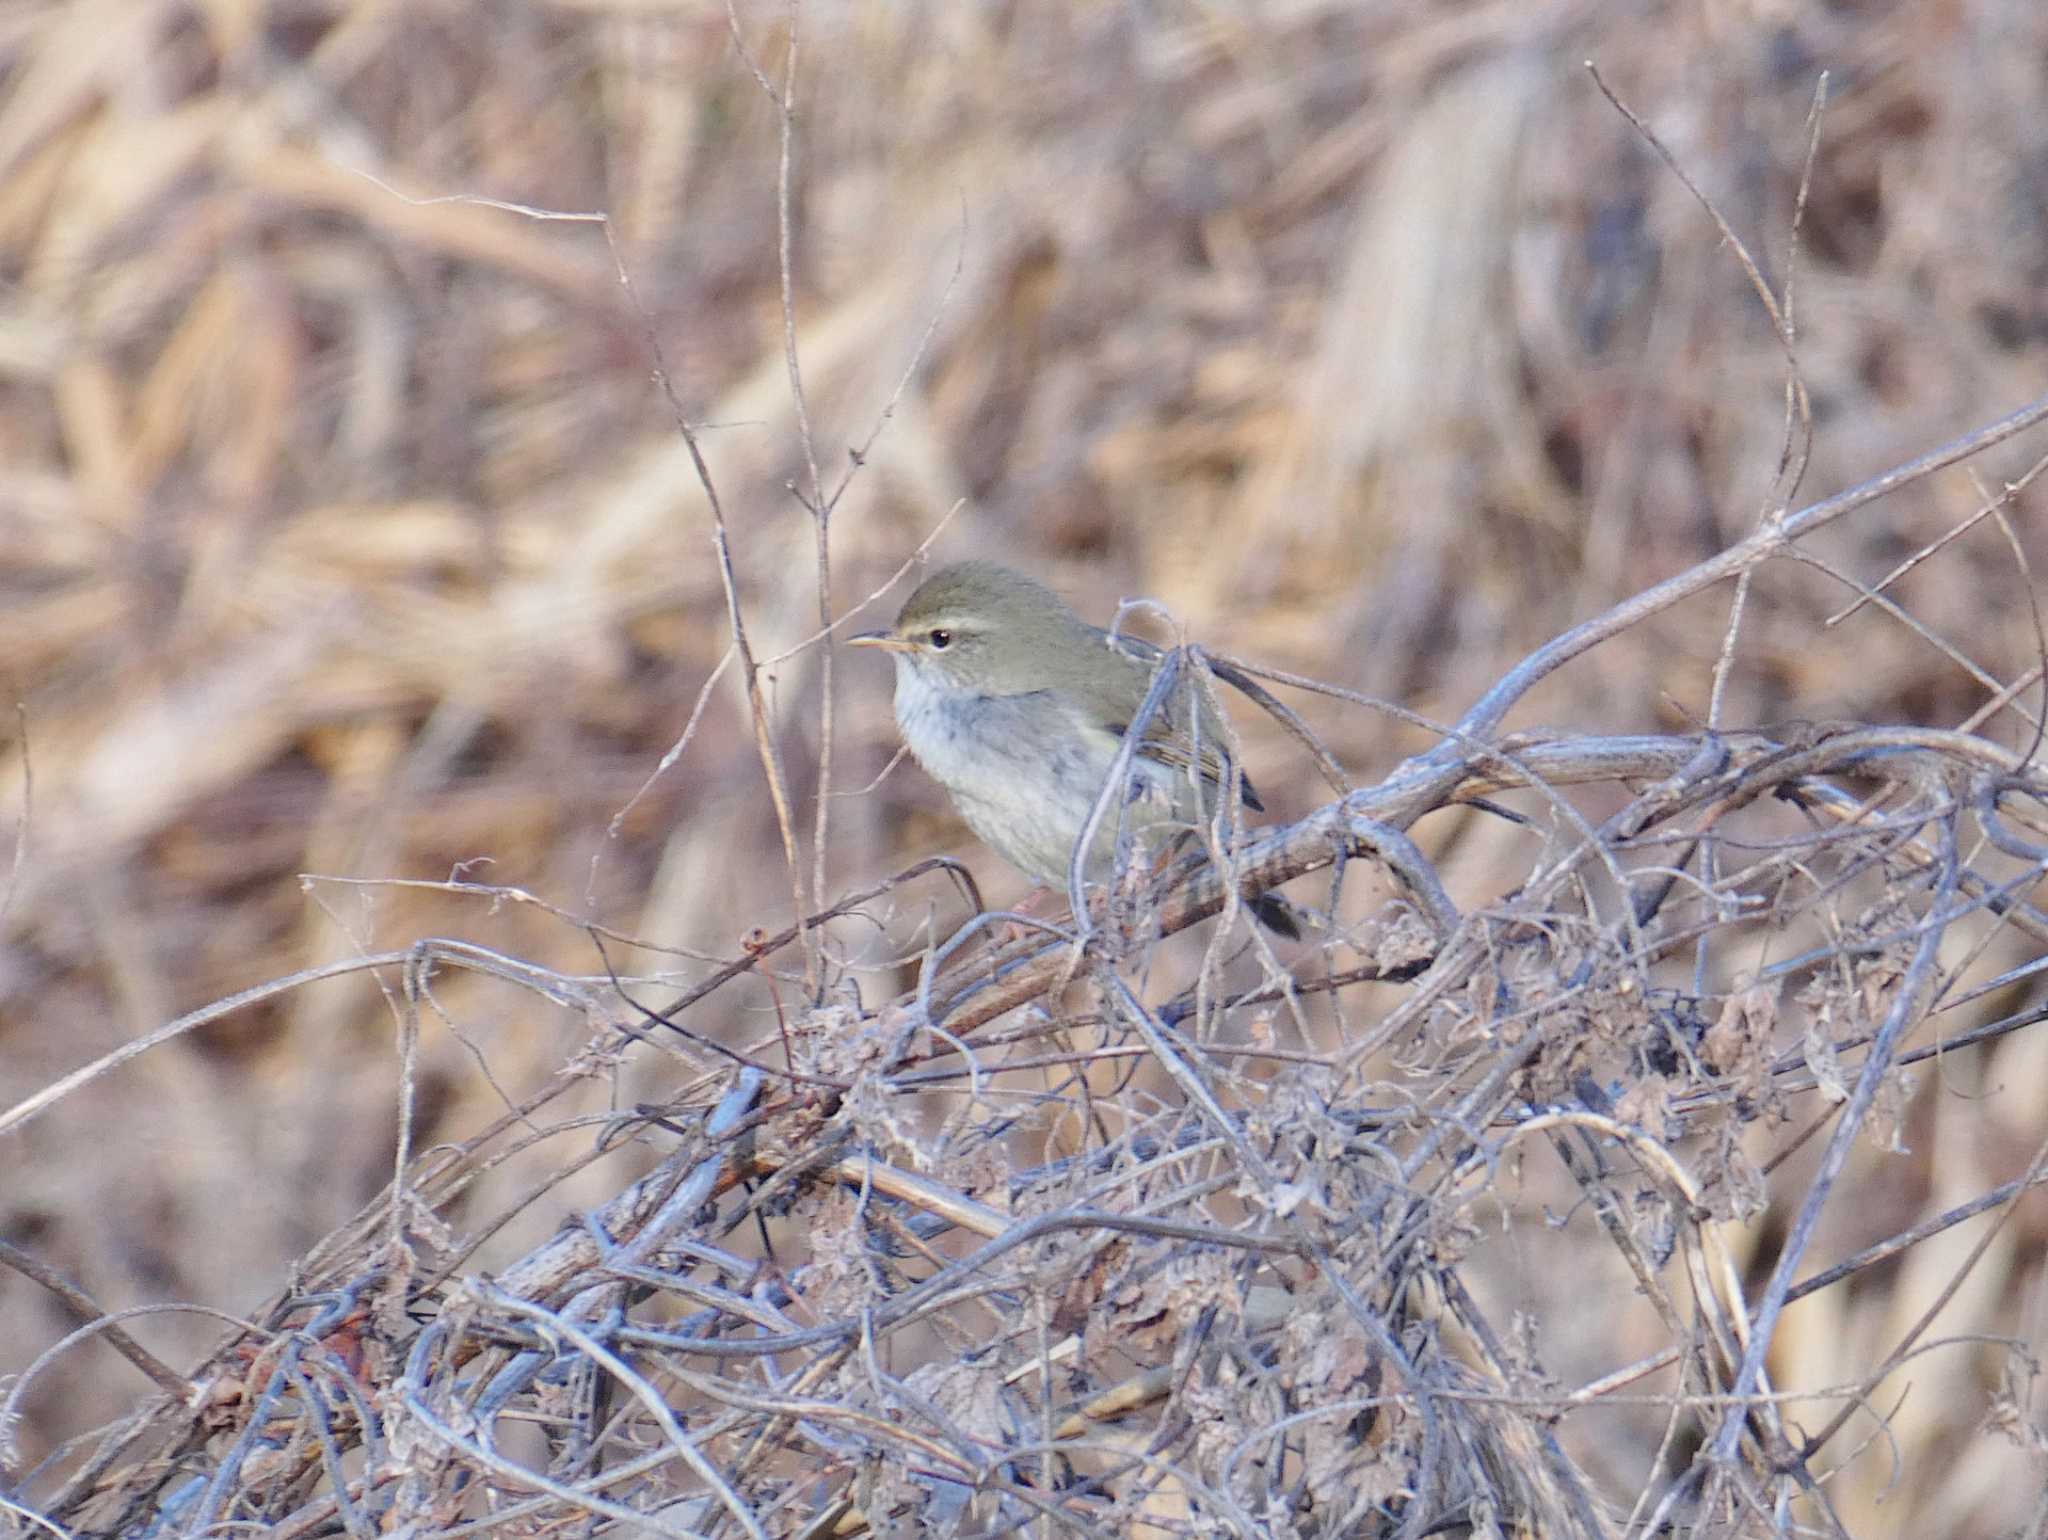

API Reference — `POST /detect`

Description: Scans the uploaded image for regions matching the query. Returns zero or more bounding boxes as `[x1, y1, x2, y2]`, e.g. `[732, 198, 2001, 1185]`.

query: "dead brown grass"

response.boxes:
[5, 2, 2048, 1536]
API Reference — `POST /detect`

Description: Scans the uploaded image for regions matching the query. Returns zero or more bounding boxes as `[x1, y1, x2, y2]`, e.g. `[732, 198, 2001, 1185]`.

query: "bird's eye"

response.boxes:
[927, 628, 953, 649]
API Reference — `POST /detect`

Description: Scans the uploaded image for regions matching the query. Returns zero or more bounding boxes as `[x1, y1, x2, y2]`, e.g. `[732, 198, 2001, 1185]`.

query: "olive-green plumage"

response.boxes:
[851, 561, 1297, 937]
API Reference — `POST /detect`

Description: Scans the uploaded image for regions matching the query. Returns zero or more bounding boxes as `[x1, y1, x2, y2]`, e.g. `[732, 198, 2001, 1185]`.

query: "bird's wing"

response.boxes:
[1096, 634, 1265, 813]
[1124, 729, 1266, 813]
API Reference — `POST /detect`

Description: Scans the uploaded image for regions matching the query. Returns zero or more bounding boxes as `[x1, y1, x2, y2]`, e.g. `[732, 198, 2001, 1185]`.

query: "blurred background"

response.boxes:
[5, 0, 2048, 1529]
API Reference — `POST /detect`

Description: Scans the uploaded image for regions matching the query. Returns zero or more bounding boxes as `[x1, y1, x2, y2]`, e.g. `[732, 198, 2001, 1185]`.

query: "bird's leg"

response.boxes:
[998, 882, 1114, 945]
[992, 883, 1059, 946]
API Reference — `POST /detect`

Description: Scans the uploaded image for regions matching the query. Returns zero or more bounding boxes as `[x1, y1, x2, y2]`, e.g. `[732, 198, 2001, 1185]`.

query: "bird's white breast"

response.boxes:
[889, 660, 1182, 886]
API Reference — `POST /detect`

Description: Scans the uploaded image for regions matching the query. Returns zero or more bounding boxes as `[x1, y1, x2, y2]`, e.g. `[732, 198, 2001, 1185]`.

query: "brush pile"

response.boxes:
[6, 4, 2048, 1537]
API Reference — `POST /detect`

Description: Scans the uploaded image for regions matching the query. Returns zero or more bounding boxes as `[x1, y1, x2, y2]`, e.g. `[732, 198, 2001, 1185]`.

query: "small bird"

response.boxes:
[849, 561, 1299, 938]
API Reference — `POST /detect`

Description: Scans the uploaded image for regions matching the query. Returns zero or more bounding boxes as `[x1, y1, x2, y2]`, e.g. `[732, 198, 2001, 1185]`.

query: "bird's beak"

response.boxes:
[847, 630, 913, 653]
